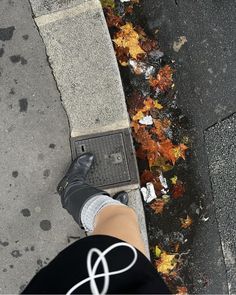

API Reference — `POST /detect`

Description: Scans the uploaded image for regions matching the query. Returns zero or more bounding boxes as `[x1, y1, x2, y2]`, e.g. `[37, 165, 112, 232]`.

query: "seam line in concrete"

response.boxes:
[35, 0, 101, 26]
[203, 131, 230, 294]
[204, 111, 236, 131]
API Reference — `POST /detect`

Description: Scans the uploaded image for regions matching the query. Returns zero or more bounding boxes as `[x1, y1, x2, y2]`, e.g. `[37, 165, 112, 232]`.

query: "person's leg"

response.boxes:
[57, 153, 147, 257]
[92, 205, 147, 257]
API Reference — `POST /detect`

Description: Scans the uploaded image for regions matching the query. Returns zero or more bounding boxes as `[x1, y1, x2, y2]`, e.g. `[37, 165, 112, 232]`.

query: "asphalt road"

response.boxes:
[139, 0, 236, 293]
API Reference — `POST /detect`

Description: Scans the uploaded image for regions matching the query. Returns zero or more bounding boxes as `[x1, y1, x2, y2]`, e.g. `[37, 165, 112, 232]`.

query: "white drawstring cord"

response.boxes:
[66, 242, 138, 295]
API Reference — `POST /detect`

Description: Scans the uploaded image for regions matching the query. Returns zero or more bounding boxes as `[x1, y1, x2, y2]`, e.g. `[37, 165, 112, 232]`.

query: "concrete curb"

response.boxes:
[29, 0, 149, 255]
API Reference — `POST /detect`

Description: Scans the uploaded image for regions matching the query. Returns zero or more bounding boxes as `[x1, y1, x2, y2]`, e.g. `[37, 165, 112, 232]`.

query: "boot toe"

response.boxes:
[76, 152, 94, 173]
[77, 152, 94, 166]
[113, 191, 129, 205]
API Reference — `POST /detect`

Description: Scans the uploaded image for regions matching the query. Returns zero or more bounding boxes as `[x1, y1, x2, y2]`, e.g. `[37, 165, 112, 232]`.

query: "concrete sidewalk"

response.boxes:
[0, 0, 148, 292]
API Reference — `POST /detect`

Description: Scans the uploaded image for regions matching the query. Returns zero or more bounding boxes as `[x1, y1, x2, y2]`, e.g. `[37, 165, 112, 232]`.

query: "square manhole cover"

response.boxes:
[71, 129, 139, 189]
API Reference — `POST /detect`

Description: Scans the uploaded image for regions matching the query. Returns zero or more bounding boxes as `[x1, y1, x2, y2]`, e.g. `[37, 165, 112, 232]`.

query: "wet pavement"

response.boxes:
[140, 0, 236, 293]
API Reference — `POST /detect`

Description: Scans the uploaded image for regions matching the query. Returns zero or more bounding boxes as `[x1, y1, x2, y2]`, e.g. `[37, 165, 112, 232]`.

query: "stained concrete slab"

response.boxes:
[34, 1, 130, 138]
[30, 0, 93, 17]
[0, 0, 81, 293]
[205, 114, 236, 294]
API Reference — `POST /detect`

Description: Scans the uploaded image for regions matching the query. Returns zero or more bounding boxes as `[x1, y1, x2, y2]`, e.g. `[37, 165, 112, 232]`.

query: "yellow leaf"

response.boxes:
[156, 252, 177, 274]
[100, 0, 115, 8]
[153, 156, 173, 172]
[181, 136, 189, 145]
[162, 194, 170, 203]
[155, 246, 162, 258]
[172, 143, 188, 162]
[132, 110, 144, 121]
[171, 175, 178, 185]
[113, 23, 145, 59]
[154, 100, 163, 109]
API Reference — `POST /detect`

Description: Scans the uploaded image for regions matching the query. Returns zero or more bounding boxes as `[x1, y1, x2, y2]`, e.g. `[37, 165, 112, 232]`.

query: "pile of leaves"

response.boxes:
[101, 0, 199, 293]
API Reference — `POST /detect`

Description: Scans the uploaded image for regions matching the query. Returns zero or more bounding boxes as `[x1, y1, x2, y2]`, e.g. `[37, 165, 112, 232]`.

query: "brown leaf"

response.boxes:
[171, 180, 185, 199]
[134, 25, 146, 38]
[125, 5, 134, 15]
[140, 170, 163, 193]
[140, 169, 154, 185]
[127, 90, 145, 116]
[104, 7, 123, 28]
[135, 145, 146, 160]
[140, 38, 158, 53]
[115, 46, 129, 66]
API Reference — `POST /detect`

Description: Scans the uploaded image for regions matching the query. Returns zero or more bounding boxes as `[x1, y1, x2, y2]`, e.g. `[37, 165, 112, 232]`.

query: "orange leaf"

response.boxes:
[130, 121, 140, 134]
[172, 144, 188, 161]
[176, 286, 188, 295]
[158, 139, 176, 164]
[180, 215, 193, 229]
[150, 65, 174, 92]
[150, 199, 165, 214]
[131, 97, 158, 121]
[158, 140, 188, 164]
[134, 126, 151, 143]
[143, 97, 155, 111]
[152, 119, 171, 142]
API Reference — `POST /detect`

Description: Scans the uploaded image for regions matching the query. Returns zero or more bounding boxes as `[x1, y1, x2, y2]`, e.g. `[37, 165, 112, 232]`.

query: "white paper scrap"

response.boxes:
[159, 172, 168, 189]
[141, 182, 157, 203]
[139, 115, 153, 125]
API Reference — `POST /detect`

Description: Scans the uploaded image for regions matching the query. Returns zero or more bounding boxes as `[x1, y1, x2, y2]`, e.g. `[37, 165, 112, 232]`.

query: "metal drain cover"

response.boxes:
[71, 129, 139, 189]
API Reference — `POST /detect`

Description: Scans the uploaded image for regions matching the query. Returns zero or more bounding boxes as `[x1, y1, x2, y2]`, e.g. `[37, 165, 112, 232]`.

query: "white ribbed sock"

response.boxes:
[81, 195, 124, 232]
